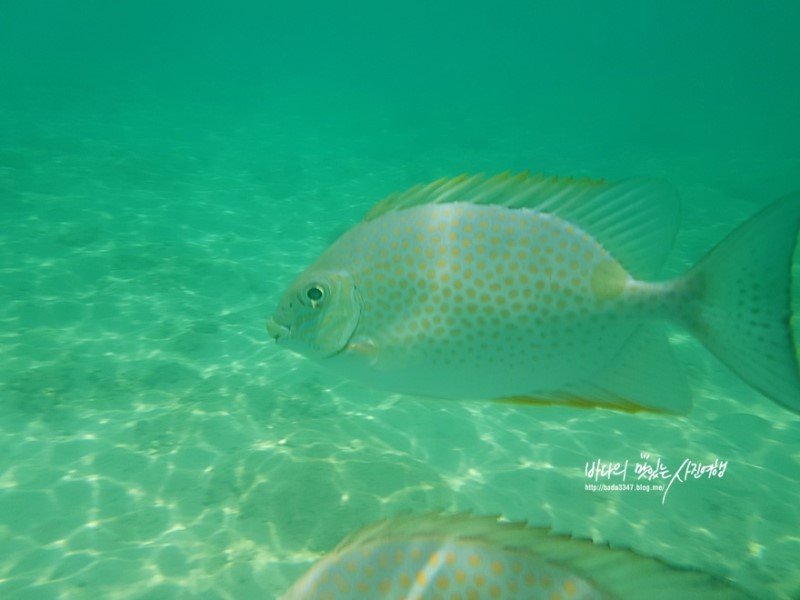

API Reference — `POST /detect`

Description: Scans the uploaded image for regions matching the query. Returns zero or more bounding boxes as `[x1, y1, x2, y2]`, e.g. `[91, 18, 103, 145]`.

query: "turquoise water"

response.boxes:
[1, 2, 799, 598]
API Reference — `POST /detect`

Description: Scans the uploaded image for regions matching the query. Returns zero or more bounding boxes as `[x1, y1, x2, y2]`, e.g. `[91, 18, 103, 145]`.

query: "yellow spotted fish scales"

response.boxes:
[268, 172, 800, 414]
[279, 513, 754, 599]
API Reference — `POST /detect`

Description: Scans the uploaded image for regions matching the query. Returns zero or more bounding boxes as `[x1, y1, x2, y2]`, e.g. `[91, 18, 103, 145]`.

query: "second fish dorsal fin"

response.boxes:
[328, 512, 753, 600]
[364, 172, 681, 279]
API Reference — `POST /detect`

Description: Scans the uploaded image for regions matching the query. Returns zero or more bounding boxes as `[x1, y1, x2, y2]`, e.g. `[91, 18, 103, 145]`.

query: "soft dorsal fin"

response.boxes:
[364, 172, 682, 279]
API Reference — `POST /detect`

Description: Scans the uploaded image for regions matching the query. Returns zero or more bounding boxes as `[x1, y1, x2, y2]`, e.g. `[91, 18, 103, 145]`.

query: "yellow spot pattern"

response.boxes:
[299, 535, 600, 599]
[334, 199, 635, 397]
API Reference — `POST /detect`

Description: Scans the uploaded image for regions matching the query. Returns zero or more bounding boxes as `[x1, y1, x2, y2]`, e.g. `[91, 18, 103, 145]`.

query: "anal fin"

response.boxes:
[497, 324, 691, 415]
[495, 393, 656, 414]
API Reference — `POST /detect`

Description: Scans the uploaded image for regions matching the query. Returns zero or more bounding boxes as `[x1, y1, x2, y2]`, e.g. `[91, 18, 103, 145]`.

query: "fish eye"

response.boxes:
[306, 285, 324, 302]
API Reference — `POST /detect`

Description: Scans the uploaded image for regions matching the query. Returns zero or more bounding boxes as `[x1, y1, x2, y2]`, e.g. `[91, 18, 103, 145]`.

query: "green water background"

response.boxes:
[1, 1, 799, 598]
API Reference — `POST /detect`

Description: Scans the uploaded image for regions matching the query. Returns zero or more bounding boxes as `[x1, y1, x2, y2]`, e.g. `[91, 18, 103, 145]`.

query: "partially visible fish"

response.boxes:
[267, 173, 800, 414]
[280, 512, 754, 599]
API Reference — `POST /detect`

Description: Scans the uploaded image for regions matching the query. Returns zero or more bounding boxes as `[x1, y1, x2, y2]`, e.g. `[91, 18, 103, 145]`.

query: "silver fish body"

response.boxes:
[280, 513, 754, 599]
[268, 173, 800, 414]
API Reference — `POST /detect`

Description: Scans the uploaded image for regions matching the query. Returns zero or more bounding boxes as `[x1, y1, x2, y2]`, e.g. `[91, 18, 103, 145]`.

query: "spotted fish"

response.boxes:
[267, 173, 800, 413]
[279, 512, 753, 599]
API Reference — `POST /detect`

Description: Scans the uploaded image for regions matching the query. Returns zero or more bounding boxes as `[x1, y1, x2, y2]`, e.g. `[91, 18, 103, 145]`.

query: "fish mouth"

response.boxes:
[266, 317, 290, 341]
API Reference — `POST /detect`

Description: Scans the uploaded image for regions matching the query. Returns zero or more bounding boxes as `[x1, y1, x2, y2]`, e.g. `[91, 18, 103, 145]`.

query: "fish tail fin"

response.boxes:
[681, 191, 800, 413]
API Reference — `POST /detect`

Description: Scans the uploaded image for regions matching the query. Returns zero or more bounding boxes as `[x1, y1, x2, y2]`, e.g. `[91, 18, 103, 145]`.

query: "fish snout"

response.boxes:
[266, 317, 290, 341]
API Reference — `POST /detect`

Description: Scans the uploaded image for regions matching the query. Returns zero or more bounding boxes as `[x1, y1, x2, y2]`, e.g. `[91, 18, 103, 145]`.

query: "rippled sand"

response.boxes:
[1, 100, 799, 599]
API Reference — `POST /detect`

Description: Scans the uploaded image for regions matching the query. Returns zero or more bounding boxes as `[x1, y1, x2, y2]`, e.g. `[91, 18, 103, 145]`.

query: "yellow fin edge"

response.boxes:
[362, 172, 609, 222]
[495, 394, 673, 415]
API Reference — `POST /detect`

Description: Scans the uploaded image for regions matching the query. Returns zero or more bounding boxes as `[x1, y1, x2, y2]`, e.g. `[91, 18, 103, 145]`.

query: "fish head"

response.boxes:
[267, 269, 362, 360]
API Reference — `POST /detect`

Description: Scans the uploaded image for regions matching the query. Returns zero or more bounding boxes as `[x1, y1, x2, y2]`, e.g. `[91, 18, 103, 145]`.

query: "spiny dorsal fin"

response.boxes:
[363, 172, 606, 222]
[330, 512, 753, 600]
[363, 172, 681, 279]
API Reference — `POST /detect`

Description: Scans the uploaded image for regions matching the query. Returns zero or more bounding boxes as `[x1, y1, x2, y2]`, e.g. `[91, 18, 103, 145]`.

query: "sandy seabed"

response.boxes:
[1, 100, 799, 599]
